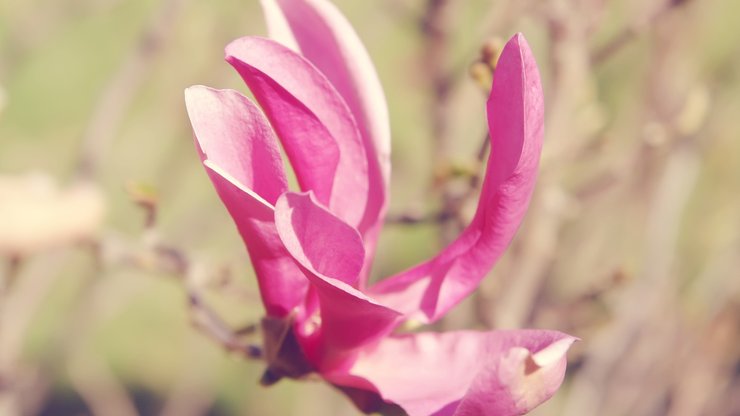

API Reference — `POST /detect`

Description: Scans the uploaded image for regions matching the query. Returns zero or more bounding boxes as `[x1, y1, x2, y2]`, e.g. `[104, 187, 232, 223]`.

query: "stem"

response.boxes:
[421, 0, 458, 244]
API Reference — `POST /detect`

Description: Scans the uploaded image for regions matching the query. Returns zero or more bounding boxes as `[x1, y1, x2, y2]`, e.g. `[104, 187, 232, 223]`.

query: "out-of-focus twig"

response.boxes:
[68, 356, 139, 416]
[491, 187, 571, 329]
[384, 210, 450, 225]
[115, 179, 265, 361]
[0, 256, 21, 298]
[564, 139, 702, 415]
[159, 376, 216, 416]
[77, 0, 185, 180]
[421, 0, 459, 243]
[0, 253, 68, 415]
[591, 0, 691, 66]
[108, 233, 264, 361]
[387, 35, 501, 228]
[667, 243, 740, 416]
[187, 285, 262, 359]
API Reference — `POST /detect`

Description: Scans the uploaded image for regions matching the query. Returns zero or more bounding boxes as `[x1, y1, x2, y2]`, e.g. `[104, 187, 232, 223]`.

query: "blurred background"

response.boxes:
[1, 0, 739, 415]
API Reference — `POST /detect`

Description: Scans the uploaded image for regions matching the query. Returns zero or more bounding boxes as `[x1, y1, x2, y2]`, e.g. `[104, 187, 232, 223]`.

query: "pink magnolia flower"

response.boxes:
[184, 0, 575, 414]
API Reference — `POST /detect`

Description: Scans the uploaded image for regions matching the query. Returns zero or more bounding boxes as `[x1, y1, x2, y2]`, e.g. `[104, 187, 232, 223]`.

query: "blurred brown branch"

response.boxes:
[591, 0, 691, 66]
[104, 231, 264, 361]
[421, 0, 459, 243]
[77, 0, 185, 180]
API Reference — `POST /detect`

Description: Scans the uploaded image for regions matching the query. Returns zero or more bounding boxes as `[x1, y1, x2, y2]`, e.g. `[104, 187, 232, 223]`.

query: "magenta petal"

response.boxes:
[225, 37, 369, 229]
[325, 330, 576, 416]
[274, 192, 364, 286]
[184, 85, 287, 204]
[184, 86, 307, 317]
[274, 192, 401, 363]
[270, 0, 391, 183]
[370, 33, 545, 322]
[261, 0, 392, 284]
[200, 162, 309, 318]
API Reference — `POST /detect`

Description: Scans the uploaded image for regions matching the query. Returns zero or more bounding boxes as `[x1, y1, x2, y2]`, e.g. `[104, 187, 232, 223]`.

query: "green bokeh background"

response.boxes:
[1, 0, 739, 415]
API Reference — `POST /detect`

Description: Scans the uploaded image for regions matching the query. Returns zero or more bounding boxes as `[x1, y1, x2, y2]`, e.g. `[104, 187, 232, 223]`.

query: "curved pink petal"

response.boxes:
[225, 37, 369, 229]
[274, 192, 401, 366]
[258, 0, 298, 52]
[270, 0, 390, 184]
[185, 85, 287, 204]
[275, 192, 365, 286]
[370, 33, 545, 322]
[325, 330, 576, 416]
[261, 0, 392, 284]
[184, 86, 307, 317]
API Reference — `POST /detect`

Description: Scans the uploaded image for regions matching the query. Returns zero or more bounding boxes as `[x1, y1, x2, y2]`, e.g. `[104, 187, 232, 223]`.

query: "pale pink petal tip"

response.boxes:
[328, 330, 575, 416]
[183, 85, 288, 204]
[456, 333, 577, 416]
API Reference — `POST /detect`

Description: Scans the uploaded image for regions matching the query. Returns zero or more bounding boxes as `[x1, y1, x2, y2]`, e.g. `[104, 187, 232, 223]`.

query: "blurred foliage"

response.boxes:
[1, 0, 739, 415]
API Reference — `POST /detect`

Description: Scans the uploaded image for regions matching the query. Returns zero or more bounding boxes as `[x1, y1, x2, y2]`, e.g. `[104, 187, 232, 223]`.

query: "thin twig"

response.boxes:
[0, 256, 21, 299]
[384, 211, 450, 225]
[187, 288, 262, 359]
[386, 129, 489, 226]
[464, 131, 491, 197]
[422, 0, 459, 244]
[138, 241, 263, 359]
[68, 356, 139, 416]
[98, 227, 264, 361]
[591, 0, 689, 66]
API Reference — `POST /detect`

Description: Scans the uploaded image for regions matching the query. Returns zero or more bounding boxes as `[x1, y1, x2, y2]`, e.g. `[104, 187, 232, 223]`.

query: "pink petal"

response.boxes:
[184, 85, 287, 204]
[370, 33, 545, 322]
[275, 192, 364, 286]
[270, 0, 391, 179]
[225, 37, 369, 229]
[325, 330, 576, 416]
[274, 192, 401, 366]
[262, 0, 392, 284]
[184, 86, 307, 317]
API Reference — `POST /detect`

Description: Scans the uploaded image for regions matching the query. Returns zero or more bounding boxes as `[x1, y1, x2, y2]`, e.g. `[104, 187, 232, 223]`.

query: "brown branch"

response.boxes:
[68, 357, 139, 416]
[143, 242, 263, 359]
[386, 129, 489, 227]
[187, 288, 262, 360]
[422, 0, 459, 244]
[384, 211, 451, 226]
[464, 131, 491, 195]
[0, 256, 21, 298]
[98, 230, 263, 361]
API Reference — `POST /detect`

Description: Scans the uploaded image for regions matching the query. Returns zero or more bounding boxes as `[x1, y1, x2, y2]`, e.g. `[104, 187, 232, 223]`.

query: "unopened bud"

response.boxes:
[469, 61, 493, 92]
[675, 85, 710, 136]
[126, 181, 159, 228]
[480, 37, 504, 69]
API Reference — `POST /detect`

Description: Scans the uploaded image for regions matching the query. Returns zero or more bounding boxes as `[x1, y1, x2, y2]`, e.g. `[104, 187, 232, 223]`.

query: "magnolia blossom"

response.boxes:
[184, 0, 575, 414]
